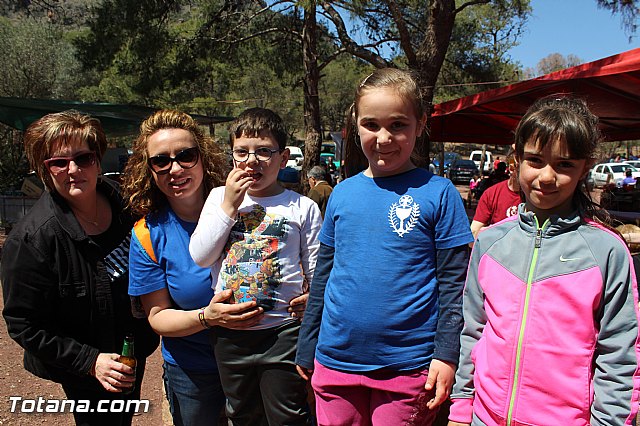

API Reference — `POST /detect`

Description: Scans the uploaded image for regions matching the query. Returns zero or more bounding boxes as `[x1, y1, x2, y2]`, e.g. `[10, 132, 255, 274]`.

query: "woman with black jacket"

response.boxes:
[1, 110, 158, 426]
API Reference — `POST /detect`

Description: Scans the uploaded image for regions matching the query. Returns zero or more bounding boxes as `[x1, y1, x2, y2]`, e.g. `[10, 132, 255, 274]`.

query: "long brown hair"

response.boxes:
[122, 110, 228, 217]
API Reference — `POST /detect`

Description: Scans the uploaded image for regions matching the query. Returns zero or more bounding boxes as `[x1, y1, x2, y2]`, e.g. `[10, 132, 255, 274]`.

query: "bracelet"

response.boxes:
[198, 307, 211, 329]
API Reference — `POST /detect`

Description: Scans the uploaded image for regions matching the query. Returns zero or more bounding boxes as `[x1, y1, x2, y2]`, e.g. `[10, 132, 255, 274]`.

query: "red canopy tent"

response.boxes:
[430, 48, 640, 144]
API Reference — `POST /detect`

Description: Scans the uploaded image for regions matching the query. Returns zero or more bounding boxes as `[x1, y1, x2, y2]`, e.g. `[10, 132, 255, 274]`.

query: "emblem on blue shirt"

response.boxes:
[389, 195, 420, 237]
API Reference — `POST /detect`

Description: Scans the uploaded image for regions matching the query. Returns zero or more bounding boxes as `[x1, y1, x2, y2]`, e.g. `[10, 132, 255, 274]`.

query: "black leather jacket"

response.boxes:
[1, 178, 158, 389]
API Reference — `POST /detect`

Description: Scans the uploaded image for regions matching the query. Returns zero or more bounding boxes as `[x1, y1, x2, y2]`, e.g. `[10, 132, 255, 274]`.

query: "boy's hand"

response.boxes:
[424, 359, 455, 409]
[221, 166, 253, 219]
[296, 364, 313, 381]
[205, 290, 263, 329]
[288, 293, 308, 320]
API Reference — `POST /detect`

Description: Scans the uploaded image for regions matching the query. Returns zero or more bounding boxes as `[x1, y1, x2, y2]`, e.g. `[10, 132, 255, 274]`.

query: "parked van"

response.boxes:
[470, 150, 493, 174]
[286, 146, 304, 170]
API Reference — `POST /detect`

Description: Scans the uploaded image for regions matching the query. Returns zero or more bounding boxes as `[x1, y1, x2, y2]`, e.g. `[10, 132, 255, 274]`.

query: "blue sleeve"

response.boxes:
[128, 230, 167, 296]
[435, 182, 474, 249]
[434, 244, 470, 364]
[318, 192, 336, 247]
[296, 242, 334, 369]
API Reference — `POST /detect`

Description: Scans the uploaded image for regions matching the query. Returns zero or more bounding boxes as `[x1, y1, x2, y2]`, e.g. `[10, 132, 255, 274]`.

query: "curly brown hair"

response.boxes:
[122, 110, 228, 217]
[23, 110, 107, 191]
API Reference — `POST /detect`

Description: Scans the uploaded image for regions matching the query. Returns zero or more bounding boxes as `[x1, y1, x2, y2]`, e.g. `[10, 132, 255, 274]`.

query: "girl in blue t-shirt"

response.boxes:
[122, 110, 275, 426]
[296, 68, 473, 425]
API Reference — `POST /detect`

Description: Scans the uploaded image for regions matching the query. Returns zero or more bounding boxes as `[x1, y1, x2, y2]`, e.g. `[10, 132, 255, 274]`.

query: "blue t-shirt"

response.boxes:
[129, 206, 217, 372]
[316, 168, 473, 371]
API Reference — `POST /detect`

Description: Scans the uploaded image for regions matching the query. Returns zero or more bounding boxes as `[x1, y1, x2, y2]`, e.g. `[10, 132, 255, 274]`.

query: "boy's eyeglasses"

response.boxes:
[231, 148, 281, 163]
[147, 147, 200, 175]
[44, 152, 97, 175]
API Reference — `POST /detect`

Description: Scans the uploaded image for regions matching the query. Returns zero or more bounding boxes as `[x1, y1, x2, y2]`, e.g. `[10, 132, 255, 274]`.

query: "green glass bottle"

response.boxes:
[118, 333, 136, 395]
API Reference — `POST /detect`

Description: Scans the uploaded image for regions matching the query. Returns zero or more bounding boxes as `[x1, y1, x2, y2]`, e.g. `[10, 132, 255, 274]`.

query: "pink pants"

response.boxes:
[311, 360, 438, 426]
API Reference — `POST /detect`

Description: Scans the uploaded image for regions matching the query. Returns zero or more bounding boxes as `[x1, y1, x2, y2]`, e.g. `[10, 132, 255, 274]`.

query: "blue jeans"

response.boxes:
[162, 362, 226, 426]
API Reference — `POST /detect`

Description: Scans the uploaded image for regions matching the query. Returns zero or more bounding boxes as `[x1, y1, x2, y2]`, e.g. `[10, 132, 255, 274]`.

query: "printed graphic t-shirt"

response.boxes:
[191, 187, 323, 330]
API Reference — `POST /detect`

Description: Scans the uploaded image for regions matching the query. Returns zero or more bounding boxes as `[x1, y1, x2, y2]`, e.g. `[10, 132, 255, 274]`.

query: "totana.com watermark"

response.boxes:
[9, 396, 150, 413]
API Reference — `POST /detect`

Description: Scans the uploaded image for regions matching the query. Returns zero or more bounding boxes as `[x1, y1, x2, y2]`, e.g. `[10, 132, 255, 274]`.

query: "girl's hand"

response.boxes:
[447, 422, 470, 426]
[221, 166, 253, 219]
[288, 293, 308, 320]
[92, 353, 135, 392]
[424, 359, 456, 409]
[205, 289, 264, 329]
[296, 365, 313, 381]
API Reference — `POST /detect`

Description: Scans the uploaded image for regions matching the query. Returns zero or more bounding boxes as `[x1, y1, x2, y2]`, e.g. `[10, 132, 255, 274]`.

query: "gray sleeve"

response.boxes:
[591, 243, 640, 425]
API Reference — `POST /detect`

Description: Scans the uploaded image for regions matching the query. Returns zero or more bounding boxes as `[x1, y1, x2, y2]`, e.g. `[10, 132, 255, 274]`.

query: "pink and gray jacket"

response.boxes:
[450, 206, 640, 425]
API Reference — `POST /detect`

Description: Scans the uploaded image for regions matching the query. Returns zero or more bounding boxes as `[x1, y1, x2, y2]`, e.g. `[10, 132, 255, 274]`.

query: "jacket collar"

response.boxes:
[517, 204, 582, 237]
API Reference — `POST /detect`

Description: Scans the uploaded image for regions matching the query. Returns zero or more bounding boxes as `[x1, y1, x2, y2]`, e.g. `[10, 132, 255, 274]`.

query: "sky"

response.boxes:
[508, 0, 639, 70]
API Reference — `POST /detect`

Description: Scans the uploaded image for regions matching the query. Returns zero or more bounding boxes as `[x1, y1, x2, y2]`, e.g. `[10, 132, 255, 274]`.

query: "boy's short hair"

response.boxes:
[229, 107, 288, 150]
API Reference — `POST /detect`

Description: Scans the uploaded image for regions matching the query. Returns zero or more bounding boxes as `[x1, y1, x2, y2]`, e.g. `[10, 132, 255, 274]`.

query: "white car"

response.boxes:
[469, 150, 493, 174]
[624, 160, 640, 169]
[590, 162, 640, 187]
[286, 146, 304, 170]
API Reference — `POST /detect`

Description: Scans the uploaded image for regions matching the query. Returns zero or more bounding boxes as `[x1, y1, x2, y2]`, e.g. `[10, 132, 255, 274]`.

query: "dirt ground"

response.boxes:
[0, 298, 169, 426]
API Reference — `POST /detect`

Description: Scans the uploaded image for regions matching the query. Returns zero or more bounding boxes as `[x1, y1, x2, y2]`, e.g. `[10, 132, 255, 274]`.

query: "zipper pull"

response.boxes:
[535, 228, 542, 248]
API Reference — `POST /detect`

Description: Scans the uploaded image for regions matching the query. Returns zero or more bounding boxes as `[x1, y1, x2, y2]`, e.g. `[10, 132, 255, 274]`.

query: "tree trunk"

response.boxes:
[301, 1, 323, 193]
[415, 0, 456, 170]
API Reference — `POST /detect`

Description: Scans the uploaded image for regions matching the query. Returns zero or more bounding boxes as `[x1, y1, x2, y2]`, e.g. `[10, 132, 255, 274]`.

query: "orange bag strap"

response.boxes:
[133, 217, 157, 263]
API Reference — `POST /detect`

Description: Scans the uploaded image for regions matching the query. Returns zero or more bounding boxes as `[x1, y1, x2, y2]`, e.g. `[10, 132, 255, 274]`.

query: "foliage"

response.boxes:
[0, 16, 85, 192]
[435, 0, 529, 102]
[521, 52, 583, 79]
[0, 125, 30, 194]
[318, 57, 374, 131]
[0, 17, 82, 98]
[597, 0, 640, 34]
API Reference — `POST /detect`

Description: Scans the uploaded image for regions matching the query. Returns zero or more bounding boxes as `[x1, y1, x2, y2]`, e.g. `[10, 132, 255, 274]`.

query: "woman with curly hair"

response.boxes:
[122, 110, 263, 426]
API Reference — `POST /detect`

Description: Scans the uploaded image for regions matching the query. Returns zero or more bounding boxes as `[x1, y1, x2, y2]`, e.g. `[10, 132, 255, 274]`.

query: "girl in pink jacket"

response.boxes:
[449, 96, 640, 426]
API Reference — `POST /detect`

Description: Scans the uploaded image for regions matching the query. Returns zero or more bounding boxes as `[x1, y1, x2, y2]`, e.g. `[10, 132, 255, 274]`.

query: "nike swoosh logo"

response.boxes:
[559, 255, 580, 262]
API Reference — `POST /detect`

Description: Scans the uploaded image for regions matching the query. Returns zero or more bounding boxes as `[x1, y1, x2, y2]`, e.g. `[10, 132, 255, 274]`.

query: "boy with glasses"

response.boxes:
[190, 107, 322, 425]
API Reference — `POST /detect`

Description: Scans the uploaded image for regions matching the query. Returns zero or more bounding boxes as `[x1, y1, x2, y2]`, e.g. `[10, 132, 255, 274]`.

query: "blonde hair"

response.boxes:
[121, 110, 228, 217]
[23, 110, 107, 191]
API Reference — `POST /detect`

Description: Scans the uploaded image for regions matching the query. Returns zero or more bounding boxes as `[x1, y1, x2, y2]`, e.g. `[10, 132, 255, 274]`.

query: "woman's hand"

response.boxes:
[296, 365, 314, 381]
[91, 353, 135, 392]
[288, 293, 308, 320]
[221, 167, 253, 219]
[205, 289, 264, 329]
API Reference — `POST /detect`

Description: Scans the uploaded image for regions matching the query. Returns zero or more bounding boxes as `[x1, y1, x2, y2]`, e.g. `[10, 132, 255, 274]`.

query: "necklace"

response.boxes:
[74, 199, 100, 227]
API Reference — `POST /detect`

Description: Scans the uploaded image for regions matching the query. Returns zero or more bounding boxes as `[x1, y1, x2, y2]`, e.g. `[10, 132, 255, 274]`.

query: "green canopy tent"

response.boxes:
[0, 97, 233, 137]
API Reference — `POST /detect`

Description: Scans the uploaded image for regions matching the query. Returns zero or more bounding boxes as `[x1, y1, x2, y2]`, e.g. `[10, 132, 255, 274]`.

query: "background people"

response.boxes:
[1, 110, 159, 426]
[470, 153, 521, 238]
[449, 96, 640, 425]
[122, 110, 263, 426]
[307, 165, 333, 218]
[190, 107, 322, 425]
[296, 68, 473, 425]
[622, 168, 637, 187]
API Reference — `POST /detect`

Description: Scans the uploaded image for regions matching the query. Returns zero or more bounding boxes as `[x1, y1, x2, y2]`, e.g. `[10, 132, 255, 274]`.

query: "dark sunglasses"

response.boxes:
[147, 147, 200, 175]
[44, 151, 97, 175]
